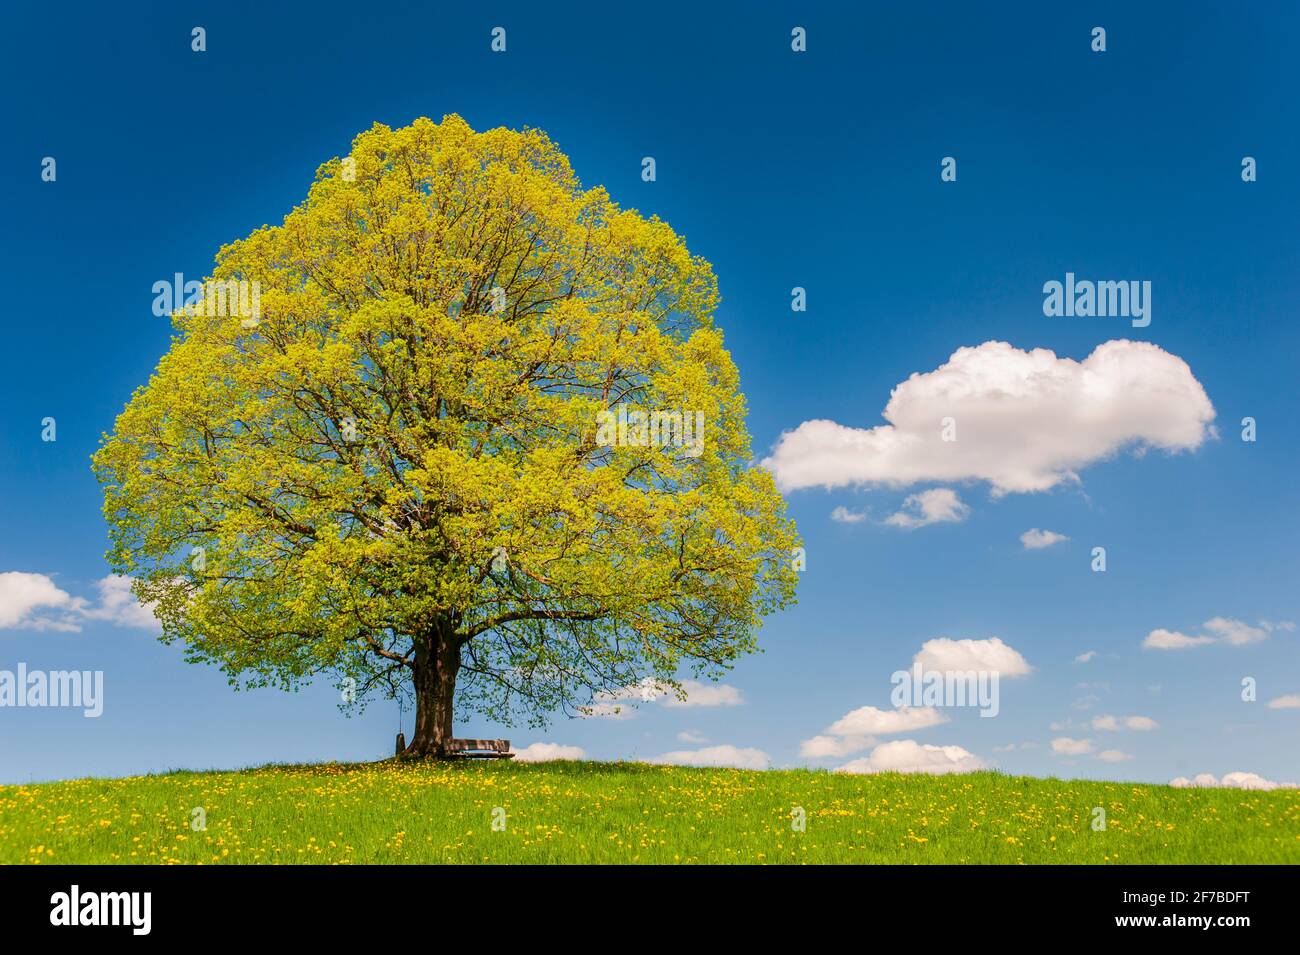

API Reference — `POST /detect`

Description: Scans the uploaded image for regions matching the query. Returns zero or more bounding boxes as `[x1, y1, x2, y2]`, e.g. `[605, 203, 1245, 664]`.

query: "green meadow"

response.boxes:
[2, 760, 1296, 864]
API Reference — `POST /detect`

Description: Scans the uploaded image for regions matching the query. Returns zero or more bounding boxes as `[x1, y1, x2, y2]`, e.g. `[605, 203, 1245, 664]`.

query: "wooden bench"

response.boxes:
[445, 739, 514, 759]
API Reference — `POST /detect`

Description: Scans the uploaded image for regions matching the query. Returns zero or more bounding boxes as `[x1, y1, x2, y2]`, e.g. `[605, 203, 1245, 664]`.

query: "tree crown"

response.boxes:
[93, 115, 799, 725]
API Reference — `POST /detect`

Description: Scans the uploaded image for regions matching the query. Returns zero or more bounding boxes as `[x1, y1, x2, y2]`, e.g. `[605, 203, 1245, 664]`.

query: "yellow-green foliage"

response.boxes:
[3, 761, 1297, 864]
[92, 116, 798, 724]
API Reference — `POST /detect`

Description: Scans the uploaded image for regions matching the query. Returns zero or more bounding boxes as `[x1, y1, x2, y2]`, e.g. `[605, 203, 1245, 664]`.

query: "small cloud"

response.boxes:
[801, 704, 945, 759]
[1074, 650, 1097, 663]
[1170, 772, 1294, 791]
[79, 574, 161, 630]
[0, 571, 159, 633]
[1267, 694, 1300, 710]
[825, 705, 949, 737]
[1091, 714, 1158, 731]
[1203, 617, 1267, 646]
[1097, 749, 1134, 763]
[512, 743, 586, 762]
[835, 739, 985, 776]
[1144, 617, 1293, 650]
[885, 488, 969, 529]
[1020, 528, 1069, 550]
[1143, 628, 1215, 650]
[913, 636, 1031, 677]
[651, 745, 770, 770]
[676, 729, 709, 744]
[664, 680, 743, 708]
[1050, 737, 1094, 756]
[0, 572, 76, 631]
[830, 505, 869, 524]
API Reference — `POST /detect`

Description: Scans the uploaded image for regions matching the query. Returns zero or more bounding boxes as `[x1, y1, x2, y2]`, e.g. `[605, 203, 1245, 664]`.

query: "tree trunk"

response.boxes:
[403, 631, 460, 759]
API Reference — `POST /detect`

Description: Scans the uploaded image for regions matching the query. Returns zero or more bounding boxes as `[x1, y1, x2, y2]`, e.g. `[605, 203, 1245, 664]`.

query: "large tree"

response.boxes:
[93, 115, 799, 757]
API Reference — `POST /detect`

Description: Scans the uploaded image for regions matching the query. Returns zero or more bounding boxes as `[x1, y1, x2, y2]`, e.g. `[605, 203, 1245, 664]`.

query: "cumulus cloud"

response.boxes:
[1074, 650, 1097, 663]
[826, 705, 949, 737]
[762, 340, 1215, 496]
[913, 636, 1032, 677]
[1091, 714, 1159, 731]
[885, 488, 969, 528]
[512, 742, 586, 762]
[664, 680, 743, 708]
[835, 739, 985, 776]
[1097, 749, 1134, 763]
[1143, 628, 1215, 650]
[830, 505, 869, 524]
[1267, 695, 1300, 710]
[1170, 772, 1294, 791]
[801, 705, 947, 759]
[677, 729, 709, 744]
[79, 575, 161, 629]
[0, 571, 159, 633]
[1020, 528, 1069, 550]
[1144, 617, 1293, 651]
[1203, 618, 1267, 646]
[651, 745, 770, 770]
[1050, 737, 1094, 756]
[0, 572, 76, 630]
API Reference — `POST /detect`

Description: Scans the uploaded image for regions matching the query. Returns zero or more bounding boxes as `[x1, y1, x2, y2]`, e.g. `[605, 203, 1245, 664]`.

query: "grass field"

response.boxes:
[2, 759, 1297, 864]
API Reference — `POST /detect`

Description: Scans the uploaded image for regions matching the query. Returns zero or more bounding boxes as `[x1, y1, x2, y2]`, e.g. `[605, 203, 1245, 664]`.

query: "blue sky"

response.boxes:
[2, 1, 1298, 786]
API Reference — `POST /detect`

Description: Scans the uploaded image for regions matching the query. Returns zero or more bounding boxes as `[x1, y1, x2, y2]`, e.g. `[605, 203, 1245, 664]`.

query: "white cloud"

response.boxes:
[1143, 628, 1215, 650]
[826, 705, 949, 737]
[913, 636, 1032, 677]
[1074, 650, 1097, 663]
[1267, 695, 1300, 710]
[801, 704, 946, 759]
[830, 505, 869, 524]
[1091, 714, 1159, 732]
[0, 572, 159, 633]
[884, 488, 969, 529]
[651, 745, 770, 770]
[1050, 737, 1094, 756]
[762, 340, 1215, 496]
[1204, 617, 1268, 646]
[676, 729, 709, 744]
[665, 680, 744, 708]
[1097, 749, 1134, 763]
[1020, 528, 1069, 550]
[79, 574, 161, 629]
[1170, 772, 1294, 791]
[835, 739, 985, 776]
[0, 572, 75, 630]
[1144, 617, 1293, 651]
[512, 742, 586, 762]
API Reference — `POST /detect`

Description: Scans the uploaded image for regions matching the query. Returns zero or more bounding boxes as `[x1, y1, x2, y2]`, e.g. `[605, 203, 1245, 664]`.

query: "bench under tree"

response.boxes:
[445, 739, 514, 759]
